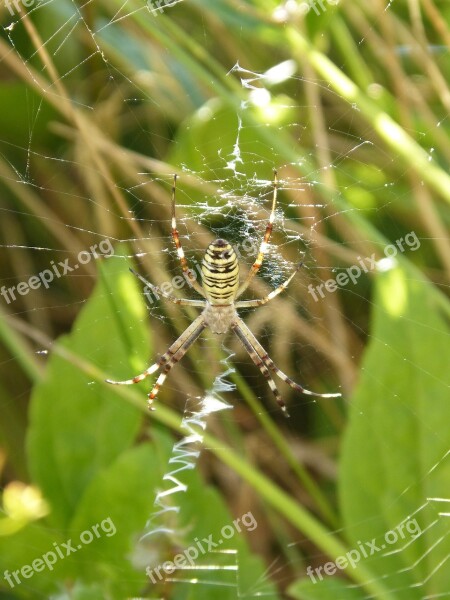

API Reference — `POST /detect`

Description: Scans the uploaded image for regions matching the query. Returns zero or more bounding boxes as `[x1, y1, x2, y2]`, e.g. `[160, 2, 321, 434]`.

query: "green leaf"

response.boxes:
[339, 265, 450, 598]
[67, 443, 167, 599]
[26, 247, 150, 530]
[0, 522, 72, 597]
[288, 576, 367, 600]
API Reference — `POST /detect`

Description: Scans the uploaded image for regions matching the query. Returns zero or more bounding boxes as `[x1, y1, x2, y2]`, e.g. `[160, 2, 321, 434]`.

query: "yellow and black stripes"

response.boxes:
[201, 239, 240, 305]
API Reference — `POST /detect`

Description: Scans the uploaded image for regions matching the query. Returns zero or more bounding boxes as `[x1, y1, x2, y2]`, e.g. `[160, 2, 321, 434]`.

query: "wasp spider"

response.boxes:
[106, 171, 341, 416]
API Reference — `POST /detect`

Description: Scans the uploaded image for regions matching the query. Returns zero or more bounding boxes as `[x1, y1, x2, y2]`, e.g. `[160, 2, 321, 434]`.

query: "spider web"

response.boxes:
[0, 1, 450, 599]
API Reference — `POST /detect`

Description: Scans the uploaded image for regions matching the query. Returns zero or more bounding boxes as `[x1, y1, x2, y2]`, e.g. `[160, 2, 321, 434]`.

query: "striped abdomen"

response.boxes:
[201, 239, 239, 305]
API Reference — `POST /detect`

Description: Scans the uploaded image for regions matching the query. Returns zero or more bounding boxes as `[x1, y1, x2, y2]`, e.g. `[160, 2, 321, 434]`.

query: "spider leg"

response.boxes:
[236, 169, 278, 299]
[130, 268, 206, 307]
[171, 174, 206, 298]
[146, 317, 207, 409]
[232, 318, 289, 417]
[235, 262, 303, 309]
[234, 316, 341, 402]
[264, 354, 341, 399]
[106, 314, 206, 387]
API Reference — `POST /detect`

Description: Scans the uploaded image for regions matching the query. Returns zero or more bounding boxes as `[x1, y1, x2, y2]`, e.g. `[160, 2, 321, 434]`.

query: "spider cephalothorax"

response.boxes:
[106, 172, 341, 416]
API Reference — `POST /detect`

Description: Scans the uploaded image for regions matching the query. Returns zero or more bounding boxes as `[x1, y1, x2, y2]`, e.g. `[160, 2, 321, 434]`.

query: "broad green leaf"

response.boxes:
[67, 443, 167, 599]
[26, 248, 150, 530]
[0, 522, 74, 598]
[339, 265, 450, 598]
[288, 576, 367, 600]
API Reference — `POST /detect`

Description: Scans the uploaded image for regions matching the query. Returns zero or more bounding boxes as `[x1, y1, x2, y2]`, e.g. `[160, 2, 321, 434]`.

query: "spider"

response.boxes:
[106, 171, 341, 417]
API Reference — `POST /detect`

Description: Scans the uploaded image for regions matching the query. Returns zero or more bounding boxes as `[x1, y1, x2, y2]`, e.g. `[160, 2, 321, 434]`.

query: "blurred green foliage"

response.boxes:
[0, 1, 450, 598]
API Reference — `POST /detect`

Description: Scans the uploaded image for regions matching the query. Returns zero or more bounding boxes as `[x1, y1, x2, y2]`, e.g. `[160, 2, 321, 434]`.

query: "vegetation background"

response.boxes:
[0, 0, 449, 598]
